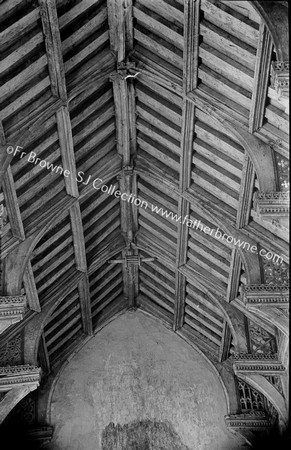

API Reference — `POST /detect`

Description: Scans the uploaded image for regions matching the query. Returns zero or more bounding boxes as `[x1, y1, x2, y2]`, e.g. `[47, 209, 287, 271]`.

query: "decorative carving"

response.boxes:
[225, 411, 271, 430]
[242, 284, 289, 307]
[237, 379, 266, 412]
[271, 61, 289, 98]
[233, 354, 285, 375]
[0, 202, 8, 230]
[109, 61, 140, 82]
[253, 191, 289, 217]
[0, 365, 41, 391]
[1, 391, 53, 446]
[108, 254, 155, 269]
[3, 391, 36, 427]
[265, 399, 279, 427]
[0, 334, 22, 366]
[262, 259, 289, 286]
[264, 375, 284, 396]
[0, 296, 27, 334]
[249, 322, 277, 355]
[275, 153, 289, 191]
[232, 353, 278, 361]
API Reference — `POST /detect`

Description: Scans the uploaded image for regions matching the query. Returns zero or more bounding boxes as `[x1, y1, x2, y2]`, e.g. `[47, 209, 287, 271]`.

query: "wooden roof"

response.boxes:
[0, 0, 289, 372]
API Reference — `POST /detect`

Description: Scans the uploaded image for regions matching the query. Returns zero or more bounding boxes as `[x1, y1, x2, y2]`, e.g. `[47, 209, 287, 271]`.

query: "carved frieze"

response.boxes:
[225, 411, 271, 430]
[0, 365, 41, 391]
[270, 61, 289, 99]
[232, 354, 285, 375]
[0, 296, 27, 334]
[242, 284, 289, 307]
[253, 191, 289, 217]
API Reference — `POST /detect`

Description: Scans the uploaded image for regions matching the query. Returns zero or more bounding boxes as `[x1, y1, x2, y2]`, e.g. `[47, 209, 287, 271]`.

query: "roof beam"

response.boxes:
[23, 262, 41, 313]
[69, 203, 87, 274]
[39, 0, 78, 198]
[236, 155, 255, 229]
[77, 275, 93, 336]
[174, 0, 200, 331]
[249, 23, 273, 133]
[2, 167, 24, 241]
[69, 203, 92, 334]
[107, 0, 139, 307]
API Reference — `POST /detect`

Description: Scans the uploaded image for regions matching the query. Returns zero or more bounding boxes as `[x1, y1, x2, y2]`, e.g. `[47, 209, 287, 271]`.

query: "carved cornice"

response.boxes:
[0, 296, 27, 334]
[225, 412, 271, 430]
[232, 353, 278, 361]
[232, 353, 285, 375]
[0, 365, 41, 391]
[271, 61, 289, 99]
[234, 362, 285, 375]
[253, 191, 289, 217]
[241, 284, 289, 307]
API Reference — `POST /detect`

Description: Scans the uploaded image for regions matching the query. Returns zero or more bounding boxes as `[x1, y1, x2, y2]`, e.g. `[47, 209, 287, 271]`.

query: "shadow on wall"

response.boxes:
[101, 419, 191, 450]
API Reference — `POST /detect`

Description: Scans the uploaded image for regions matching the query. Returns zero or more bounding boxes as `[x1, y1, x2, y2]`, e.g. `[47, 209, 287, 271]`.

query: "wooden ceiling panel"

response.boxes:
[192, 111, 245, 220]
[31, 212, 76, 302]
[133, 0, 183, 80]
[44, 286, 83, 366]
[138, 254, 176, 319]
[0, 2, 51, 133]
[186, 206, 232, 294]
[89, 255, 125, 329]
[57, 0, 112, 89]
[196, 0, 265, 128]
[9, 113, 69, 235]
[69, 80, 121, 193]
[183, 278, 225, 357]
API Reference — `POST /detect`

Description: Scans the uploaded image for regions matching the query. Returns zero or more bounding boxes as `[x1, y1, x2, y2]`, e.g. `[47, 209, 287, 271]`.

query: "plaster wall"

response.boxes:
[47, 311, 244, 450]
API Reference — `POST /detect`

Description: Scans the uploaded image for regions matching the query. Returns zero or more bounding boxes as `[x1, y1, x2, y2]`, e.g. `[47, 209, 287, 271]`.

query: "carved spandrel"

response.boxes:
[249, 321, 277, 356]
[0, 296, 27, 334]
[271, 61, 289, 99]
[275, 154, 289, 192]
[242, 260, 289, 307]
[2, 390, 36, 427]
[264, 375, 284, 396]
[0, 334, 22, 366]
[262, 259, 289, 286]
[237, 379, 265, 413]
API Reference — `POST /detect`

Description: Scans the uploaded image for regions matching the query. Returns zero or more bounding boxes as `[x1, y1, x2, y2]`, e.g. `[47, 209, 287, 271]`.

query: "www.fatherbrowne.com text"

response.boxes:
[6, 145, 284, 264]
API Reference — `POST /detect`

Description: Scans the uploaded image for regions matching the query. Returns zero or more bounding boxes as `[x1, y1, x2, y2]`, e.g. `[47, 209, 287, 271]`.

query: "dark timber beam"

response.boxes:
[39, 0, 78, 198]
[174, 0, 200, 331]
[108, 0, 138, 307]
[249, 23, 273, 133]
